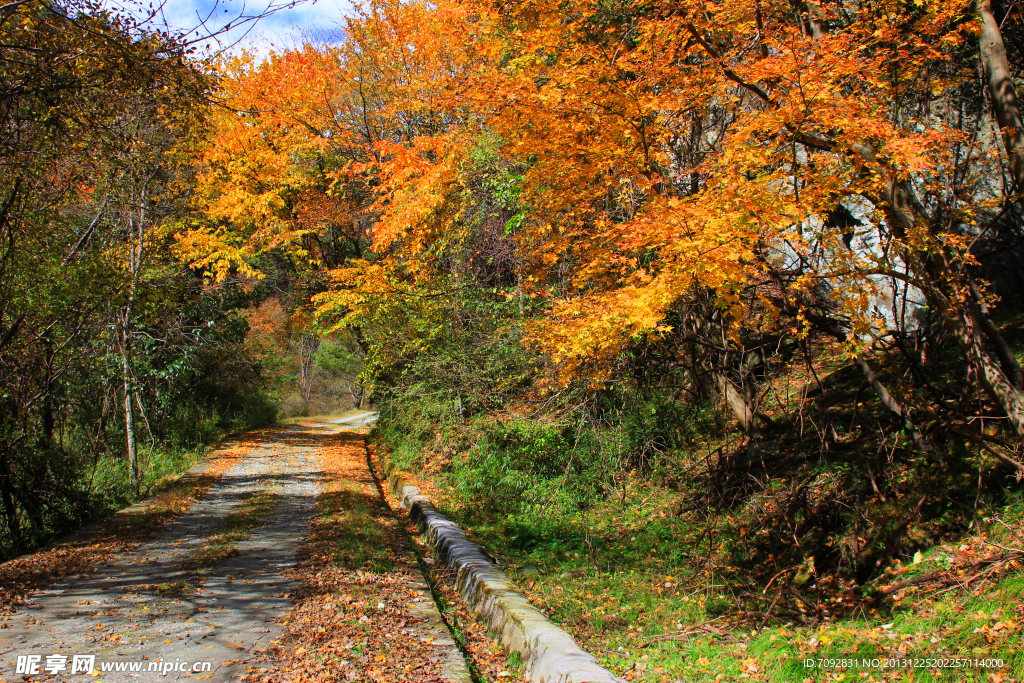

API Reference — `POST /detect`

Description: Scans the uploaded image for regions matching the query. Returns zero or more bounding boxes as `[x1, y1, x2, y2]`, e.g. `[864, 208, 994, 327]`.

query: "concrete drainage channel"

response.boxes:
[376, 457, 625, 683]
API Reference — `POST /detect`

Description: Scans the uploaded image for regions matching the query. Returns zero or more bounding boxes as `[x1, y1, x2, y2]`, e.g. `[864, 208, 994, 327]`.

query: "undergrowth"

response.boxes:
[372, 331, 1024, 682]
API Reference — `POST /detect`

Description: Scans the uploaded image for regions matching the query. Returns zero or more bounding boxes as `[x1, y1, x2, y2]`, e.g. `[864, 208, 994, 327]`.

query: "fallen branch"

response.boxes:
[872, 551, 1024, 602]
[738, 591, 806, 623]
[954, 427, 1024, 480]
[763, 567, 795, 593]
[639, 616, 730, 646]
[758, 586, 785, 630]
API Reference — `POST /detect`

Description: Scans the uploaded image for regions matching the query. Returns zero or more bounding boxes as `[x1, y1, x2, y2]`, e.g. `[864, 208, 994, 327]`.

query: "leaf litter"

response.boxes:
[243, 431, 485, 683]
[0, 430, 272, 615]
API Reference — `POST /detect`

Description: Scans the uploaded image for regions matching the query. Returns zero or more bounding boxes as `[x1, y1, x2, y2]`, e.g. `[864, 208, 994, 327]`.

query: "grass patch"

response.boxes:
[379, 455, 1024, 682]
[305, 433, 401, 574]
[313, 485, 398, 573]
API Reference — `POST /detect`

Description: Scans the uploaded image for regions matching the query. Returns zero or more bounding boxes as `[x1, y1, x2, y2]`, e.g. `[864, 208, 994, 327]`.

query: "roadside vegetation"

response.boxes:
[0, 0, 280, 559]
[374, 336, 1024, 680]
[0, 1, 362, 560]
[181, 1, 1024, 677]
[366, 287, 1024, 683]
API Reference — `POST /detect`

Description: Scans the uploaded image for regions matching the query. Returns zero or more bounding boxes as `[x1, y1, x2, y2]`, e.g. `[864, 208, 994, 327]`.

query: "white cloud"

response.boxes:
[115, 0, 354, 58]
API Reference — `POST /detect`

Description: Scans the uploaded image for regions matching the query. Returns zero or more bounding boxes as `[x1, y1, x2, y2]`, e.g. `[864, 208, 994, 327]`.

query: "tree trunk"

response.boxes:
[0, 447, 21, 550]
[853, 355, 930, 451]
[121, 327, 138, 488]
[979, 0, 1024, 194]
[968, 277, 1024, 389]
[806, 1, 827, 40]
[40, 337, 54, 447]
[348, 381, 364, 410]
[516, 273, 525, 316]
[879, 175, 1024, 436]
[716, 373, 758, 435]
[934, 291, 1024, 436]
[299, 334, 320, 403]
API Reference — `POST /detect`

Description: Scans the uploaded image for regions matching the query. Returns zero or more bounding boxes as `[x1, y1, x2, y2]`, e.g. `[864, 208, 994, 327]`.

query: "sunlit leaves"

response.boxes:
[188, 0, 996, 393]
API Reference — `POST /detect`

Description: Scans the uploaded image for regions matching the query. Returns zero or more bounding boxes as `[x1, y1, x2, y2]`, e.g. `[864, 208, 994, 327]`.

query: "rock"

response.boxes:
[519, 565, 540, 576]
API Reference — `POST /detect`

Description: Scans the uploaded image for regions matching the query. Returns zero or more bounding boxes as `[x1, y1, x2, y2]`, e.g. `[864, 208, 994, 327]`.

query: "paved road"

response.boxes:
[0, 413, 465, 683]
[316, 412, 379, 429]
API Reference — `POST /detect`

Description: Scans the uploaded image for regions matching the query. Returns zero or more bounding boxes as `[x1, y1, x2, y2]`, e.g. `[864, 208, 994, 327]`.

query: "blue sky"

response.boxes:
[134, 0, 355, 56]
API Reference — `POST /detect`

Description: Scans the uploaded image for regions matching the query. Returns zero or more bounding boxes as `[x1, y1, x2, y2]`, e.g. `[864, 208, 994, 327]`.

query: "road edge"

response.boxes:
[375, 451, 625, 683]
[0, 426, 274, 582]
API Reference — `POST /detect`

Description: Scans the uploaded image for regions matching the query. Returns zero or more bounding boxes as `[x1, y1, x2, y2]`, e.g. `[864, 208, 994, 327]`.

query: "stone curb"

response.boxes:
[377, 458, 625, 683]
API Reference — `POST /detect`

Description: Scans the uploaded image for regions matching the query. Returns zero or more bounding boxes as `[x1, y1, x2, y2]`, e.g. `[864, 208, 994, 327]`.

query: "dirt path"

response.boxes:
[0, 414, 469, 683]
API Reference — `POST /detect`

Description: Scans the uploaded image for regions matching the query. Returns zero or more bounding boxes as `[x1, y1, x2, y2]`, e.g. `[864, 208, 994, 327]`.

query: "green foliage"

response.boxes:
[315, 341, 362, 376]
[376, 380, 723, 522]
[0, 0, 276, 557]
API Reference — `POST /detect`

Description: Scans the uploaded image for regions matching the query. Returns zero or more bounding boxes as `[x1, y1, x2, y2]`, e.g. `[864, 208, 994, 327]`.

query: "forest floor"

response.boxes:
[0, 414, 498, 683]
[387, 447, 1024, 683]
[464, 481, 1024, 683]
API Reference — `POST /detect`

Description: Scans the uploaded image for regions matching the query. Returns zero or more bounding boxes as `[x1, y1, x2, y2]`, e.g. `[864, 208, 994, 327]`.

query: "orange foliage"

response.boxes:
[186, 0, 1015, 408]
[456, 0, 979, 382]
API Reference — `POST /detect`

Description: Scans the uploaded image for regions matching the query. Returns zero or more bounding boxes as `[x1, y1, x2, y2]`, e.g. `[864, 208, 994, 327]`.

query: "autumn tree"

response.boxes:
[170, 0, 1024, 595]
[0, 0, 274, 553]
[405, 0, 1023, 451]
